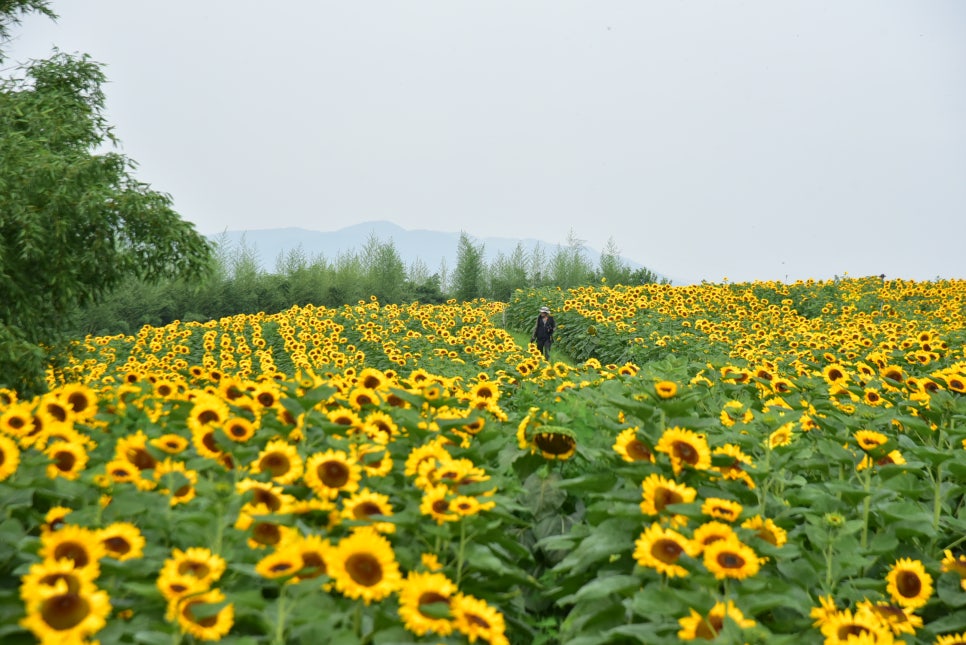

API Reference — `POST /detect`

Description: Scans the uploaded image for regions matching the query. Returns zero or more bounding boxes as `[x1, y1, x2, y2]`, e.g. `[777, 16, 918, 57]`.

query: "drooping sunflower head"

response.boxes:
[677, 600, 756, 641]
[700, 498, 743, 523]
[531, 426, 577, 461]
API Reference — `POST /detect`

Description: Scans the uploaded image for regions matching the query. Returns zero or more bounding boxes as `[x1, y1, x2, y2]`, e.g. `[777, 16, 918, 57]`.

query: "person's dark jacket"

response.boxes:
[531, 314, 556, 343]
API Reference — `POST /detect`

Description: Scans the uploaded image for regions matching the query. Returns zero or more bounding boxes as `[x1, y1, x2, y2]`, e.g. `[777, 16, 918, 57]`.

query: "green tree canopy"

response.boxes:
[1, 3, 212, 393]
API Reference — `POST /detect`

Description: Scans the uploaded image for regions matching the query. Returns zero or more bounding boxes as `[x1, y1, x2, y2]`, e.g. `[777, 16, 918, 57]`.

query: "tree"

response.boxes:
[1, 4, 212, 393]
[488, 243, 529, 302]
[597, 237, 635, 285]
[452, 231, 486, 302]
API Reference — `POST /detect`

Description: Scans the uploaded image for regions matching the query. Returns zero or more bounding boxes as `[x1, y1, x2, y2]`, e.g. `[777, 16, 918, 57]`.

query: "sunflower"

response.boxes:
[655, 427, 711, 475]
[153, 459, 199, 506]
[251, 440, 303, 485]
[711, 444, 756, 488]
[936, 634, 966, 645]
[98, 522, 145, 561]
[44, 441, 90, 481]
[420, 484, 459, 524]
[822, 364, 849, 385]
[701, 498, 743, 523]
[187, 393, 230, 434]
[886, 558, 933, 609]
[655, 380, 678, 399]
[941, 550, 966, 590]
[702, 536, 760, 580]
[856, 600, 923, 636]
[176, 587, 234, 641]
[531, 426, 577, 460]
[328, 528, 402, 604]
[161, 547, 226, 588]
[19, 557, 98, 604]
[691, 521, 738, 552]
[255, 544, 303, 580]
[0, 433, 20, 481]
[469, 381, 500, 404]
[289, 534, 333, 582]
[858, 449, 906, 472]
[40, 506, 73, 535]
[151, 433, 191, 455]
[640, 473, 697, 517]
[741, 515, 788, 547]
[57, 383, 99, 420]
[854, 430, 889, 452]
[340, 488, 396, 534]
[767, 422, 795, 449]
[819, 606, 894, 644]
[303, 449, 362, 500]
[677, 600, 756, 641]
[114, 430, 159, 472]
[0, 402, 34, 439]
[452, 593, 510, 645]
[633, 522, 699, 578]
[39, 525, 104, 572]
[398, 571, 458, 637]
[880, 365, 905, 385]
[363, 410, 398, 442]
[223, 416, 256, 443]
[19, 577, 111, 644]
[942, 373, 966, 394]
[235, 503, 296, 549]
[612, 427, 654, 463]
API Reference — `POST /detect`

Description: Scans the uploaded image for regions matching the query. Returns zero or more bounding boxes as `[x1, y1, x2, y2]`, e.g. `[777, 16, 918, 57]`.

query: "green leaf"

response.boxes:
[559, 574, 640, 605]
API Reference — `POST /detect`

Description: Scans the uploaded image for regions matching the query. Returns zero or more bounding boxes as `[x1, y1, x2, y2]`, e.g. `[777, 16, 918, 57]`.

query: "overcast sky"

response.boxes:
[4, 1, 965, 284]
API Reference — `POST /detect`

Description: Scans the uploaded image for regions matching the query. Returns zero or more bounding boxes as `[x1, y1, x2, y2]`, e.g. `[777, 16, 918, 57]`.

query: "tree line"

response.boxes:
[69, 230, 667, 338]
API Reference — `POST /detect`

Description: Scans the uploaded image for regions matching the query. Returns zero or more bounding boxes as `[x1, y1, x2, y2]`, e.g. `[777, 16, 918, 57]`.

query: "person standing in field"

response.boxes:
[531, 306, 556, 360]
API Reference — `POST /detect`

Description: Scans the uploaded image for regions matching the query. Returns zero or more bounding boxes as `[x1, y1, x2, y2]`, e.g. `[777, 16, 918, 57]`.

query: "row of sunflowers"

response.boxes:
[2, 278, 966, 644]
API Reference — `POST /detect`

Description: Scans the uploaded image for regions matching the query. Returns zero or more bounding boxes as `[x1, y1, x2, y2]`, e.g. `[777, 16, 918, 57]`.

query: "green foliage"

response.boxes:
[1, 10, 212, 393]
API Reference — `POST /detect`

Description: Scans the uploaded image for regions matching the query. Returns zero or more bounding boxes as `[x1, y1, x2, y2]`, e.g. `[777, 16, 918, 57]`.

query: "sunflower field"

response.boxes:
[2, 277, 966, 645]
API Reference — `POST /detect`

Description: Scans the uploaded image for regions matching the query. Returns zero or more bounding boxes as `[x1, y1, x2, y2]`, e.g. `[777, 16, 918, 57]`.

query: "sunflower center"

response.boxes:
[54, 451, 77, 472]
[183, 602, 219, 628]
[54, 543, 90, 569]
[896, 571, 922, 597]
[653, 488, 682, 512]
[299, 552, 326, 578]
[627, 441, 651, 461]
[261, 454, 290, 476]
[253, 489, 282, 511]
[197, 410, 220, 425]
[353, 502, 383, 519]
[257, 393, 276, 407]
[716, 552, 745, 569]
[40, 592, 90, 630]
[67, 392, 90, 414]
[252, 522, 282, 546]
[672, 442, 698, 464]
[128, 447, 158, 471]
[320, 461, 350, 487]
[652, 539, 684, 564]
[419, 592, 450, 606]
[695, 615, 723, 639]
[40, 573, 81, 594]
[467, 613, 491, 629]
[345, 553, 383, 586]
[104, 537, 131, 555]
[534, 433, 576, 456]
[179, 561, 211, 579]
[432, 500, 450, 514]
[837, 626, 869, 638]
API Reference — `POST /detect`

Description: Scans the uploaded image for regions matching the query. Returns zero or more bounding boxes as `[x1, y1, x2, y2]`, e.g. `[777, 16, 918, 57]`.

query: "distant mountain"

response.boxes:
[206, 221, 666, 279]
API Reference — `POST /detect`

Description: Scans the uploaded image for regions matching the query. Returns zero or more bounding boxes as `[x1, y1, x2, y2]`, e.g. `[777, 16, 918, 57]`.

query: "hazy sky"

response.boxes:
[5, 1, 965, 284]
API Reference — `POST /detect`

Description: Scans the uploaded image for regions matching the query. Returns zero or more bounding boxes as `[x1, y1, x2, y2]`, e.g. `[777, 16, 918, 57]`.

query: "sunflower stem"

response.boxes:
[456, 519, 467, 587]
[860, 465, 872, 551]
[272, 584, 288, 645]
